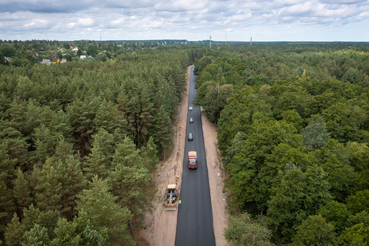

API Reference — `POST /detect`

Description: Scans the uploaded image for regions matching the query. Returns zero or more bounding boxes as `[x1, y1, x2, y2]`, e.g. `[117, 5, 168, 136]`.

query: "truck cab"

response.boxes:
[188, 151, 197, 169]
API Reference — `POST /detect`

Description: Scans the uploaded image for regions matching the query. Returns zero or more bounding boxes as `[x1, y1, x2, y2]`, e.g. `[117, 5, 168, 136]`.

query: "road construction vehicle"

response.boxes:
[163, 183, 179, 211]
[188, 151, 197, 169]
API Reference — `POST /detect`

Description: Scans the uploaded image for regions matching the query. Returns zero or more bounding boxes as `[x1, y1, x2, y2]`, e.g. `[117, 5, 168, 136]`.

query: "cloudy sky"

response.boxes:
[1, 0, 369, 41]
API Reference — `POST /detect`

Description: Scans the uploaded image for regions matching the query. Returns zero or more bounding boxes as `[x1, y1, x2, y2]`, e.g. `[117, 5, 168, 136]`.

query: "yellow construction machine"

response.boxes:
[163, 183, 179, 211]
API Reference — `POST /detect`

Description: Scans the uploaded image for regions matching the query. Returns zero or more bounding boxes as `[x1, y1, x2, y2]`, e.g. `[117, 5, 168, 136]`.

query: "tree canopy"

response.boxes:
[0, 42, 208, 244]
[194, 43, 369, 245]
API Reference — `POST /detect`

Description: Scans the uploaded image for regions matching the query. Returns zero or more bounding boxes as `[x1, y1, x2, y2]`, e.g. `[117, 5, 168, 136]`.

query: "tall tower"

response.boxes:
[250, 37, 252, 45]
[209, 36, 212, 49]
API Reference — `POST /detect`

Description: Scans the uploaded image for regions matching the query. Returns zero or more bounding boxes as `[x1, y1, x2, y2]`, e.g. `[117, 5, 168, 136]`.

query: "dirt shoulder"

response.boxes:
[139, 66, 190, 246]
[139, 65, 228, 246]
[201, 107, 229, 246]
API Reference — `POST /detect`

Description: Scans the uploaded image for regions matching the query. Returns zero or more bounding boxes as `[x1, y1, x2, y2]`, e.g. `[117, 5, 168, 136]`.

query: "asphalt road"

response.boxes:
[175, 67, 216, 246]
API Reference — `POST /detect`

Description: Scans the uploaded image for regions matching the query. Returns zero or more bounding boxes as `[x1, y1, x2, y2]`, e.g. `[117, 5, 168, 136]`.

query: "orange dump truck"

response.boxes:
[188, 151, 197, 169]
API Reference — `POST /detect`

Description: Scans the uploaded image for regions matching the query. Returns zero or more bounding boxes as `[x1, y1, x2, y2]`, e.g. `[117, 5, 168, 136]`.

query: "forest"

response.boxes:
[3, 39, 369, 245]
[193, 42, 369, 245]
[0, 42, 206, 245]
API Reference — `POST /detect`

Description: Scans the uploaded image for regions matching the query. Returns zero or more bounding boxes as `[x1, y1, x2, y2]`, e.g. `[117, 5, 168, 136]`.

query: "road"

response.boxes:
[175, 66, 216, 246]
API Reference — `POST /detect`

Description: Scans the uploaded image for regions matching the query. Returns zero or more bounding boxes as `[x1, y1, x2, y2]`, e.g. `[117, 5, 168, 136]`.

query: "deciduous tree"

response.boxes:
[291, 215, 336, 246]
[224, 213, 274, 246]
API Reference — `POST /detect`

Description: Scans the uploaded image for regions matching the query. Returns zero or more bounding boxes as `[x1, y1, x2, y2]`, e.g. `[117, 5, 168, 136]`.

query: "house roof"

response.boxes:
[52, 58, 59, 62]
[40, 59, 51, 65]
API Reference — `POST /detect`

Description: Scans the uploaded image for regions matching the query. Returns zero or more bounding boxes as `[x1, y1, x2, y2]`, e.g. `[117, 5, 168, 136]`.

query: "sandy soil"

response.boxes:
[201, 106, 229, 246]
[139, 65, 228, 246]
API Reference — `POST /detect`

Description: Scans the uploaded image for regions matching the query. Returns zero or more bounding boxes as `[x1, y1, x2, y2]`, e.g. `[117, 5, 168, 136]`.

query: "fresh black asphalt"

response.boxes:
[175, 67, 216, 246]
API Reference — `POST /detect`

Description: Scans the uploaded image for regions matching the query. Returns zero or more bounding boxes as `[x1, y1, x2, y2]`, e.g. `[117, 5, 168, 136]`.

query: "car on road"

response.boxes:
[188, 133, 193, 141]
[189, 106, 193, 111]
[189, 118, 193, 123]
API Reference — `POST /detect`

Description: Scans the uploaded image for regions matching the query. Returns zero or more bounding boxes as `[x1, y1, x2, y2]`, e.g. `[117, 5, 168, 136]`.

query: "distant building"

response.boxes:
[60, 59, 67, 63]
[51, 58, 60, 64]
[80, 55, 86, 59]
[72, 48, 78, 53]
[41, 59, 51, 65]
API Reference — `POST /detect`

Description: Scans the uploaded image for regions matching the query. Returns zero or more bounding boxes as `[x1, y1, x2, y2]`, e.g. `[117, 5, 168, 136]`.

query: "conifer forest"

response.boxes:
[2, 40, 369, 245]
[0, 40, 205, 245]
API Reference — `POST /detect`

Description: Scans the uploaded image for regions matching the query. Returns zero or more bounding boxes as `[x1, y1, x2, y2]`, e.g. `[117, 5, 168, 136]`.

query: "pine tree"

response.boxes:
[21, 204, 60, 242]
[84, 142, 108, 181]
[108, 163, 150, 218]
[66, 97, 99, 156]
[48, 137, 86, 219]
[22, 223, 50, 246]
[4, 213, 24, 246]
[112, 137, 143, 168]
[33, 125, 56, 164]
[154, 105, 173, 159]
[23, 99, 42, 136]
[33, 109, 73, 164]
[139, 84, 154, 146]
[116, 88, 135, 136]
[76, 176, 135, 245]
[131, 94, 141, 146]
[35, 159, 63, 211]
[7, 97, 26, 132]
[0, 143, 17, 185]
[50, 211, 107, 246]
[48, 109, 73, 143]
[28, 165, 40, 199]
[84, 129, 115, 180]
[75, 210, 108, 245]
[142, 136, 159, 171]
[0, 118, 30, 168]
[94, 100, 128, 135]
[13, 168, 33, 219]
[63, 156, 86, 219]
[49, 218, 82, 246]
[0, 92, 11, 119]
[94, 100, 115, 134]
[52, 137, 79, 163]
[92, 129, 115, 163]
[108, 137, 151, 216]
[0, 180, 16, 238]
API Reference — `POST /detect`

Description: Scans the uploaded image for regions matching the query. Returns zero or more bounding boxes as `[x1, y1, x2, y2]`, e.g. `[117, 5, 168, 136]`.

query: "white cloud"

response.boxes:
[0, 0, 368, 41]
[76, 18, 94, 27]
[67, 23, 76, 28]
[356, 11, 369, 20]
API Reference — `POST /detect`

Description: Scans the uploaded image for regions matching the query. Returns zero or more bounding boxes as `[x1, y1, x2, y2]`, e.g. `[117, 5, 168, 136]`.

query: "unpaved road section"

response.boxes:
[139, 66, 228, 246]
